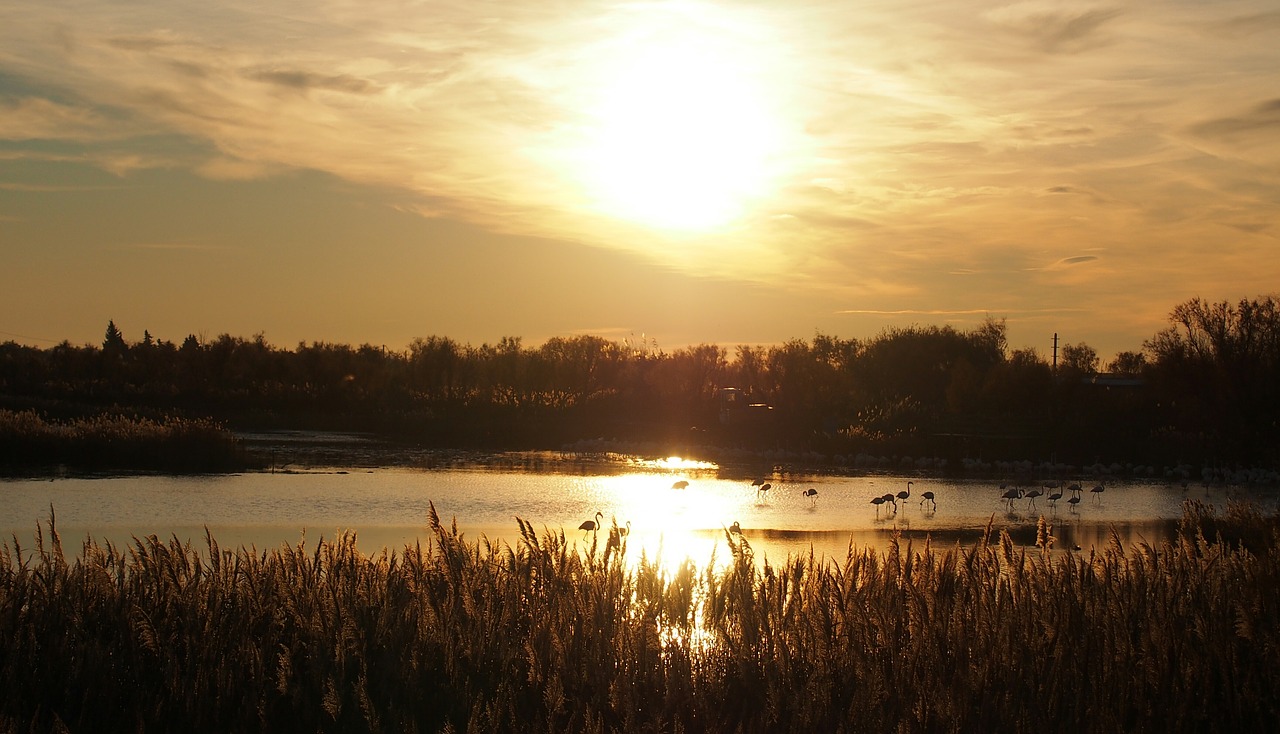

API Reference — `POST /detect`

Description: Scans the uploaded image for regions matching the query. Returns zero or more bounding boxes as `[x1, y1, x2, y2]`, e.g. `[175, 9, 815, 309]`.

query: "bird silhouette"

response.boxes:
[871, 495, 887, 516]
[882, 493, 898, 513]
[897, 481, 913, 505]
[920, 491, 936, 510]
[608, 520, 632, 547]
[729, 521, 742, 534]
[1047, 487, 1064, 507]
[1024, 488, 1043, 510]
[758, 482, 772, 500]
[803, 487, 818, 505]
[579, 511, 603, 538]
[1067, 494, 1082, 512]
[1091, 483, 1105, 502]
[671, 480, 689, 490]
[1001, 486, 1024, 511]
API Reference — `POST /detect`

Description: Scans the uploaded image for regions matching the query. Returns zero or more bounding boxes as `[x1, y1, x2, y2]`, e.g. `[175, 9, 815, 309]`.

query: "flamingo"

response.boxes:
[1047, 487, 1064, 507]
[871, 495, 887, 516]
[920, 491, 937, 510]
[672, 480, 689, 490]
[729, 521, 742, 534]
[608, 520, 632, 547]
[1001, 486, 1023, 510]
[1091, 483, 1105, 502]
[803, 487, 818, 505]
[882, 493, 898, 514]
[897, 481, 913, 505]
[1024, 488, 1043, 510]
[579, 511, 603, 538]
[758, 482, 772, 500]
[1067, 494, 1082, 512]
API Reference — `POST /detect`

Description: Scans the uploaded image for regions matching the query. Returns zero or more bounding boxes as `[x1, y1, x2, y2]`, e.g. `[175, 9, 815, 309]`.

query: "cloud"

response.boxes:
[195, 156, 279, 181]
[1190, 99, 1280, 142]
[1209, 10, 1280, 39]
[985, 2, 1123, 54]
[242, 68, 380, 95]
[0, 96, 117, 141]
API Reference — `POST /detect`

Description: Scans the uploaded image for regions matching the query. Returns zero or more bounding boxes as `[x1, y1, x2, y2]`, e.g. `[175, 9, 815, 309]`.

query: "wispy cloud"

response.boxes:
[1, 0, 1278, 357]
[985, 3, 1124, 54]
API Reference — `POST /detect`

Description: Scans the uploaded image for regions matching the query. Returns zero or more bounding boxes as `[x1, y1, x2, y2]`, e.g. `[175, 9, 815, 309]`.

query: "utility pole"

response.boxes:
[1052, 332, 1059, 372]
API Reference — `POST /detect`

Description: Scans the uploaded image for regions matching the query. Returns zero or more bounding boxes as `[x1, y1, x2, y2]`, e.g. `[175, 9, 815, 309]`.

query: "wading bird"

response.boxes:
[672, 480, 689, 490]
[1067, 494, 1082, 511]
[1001, 486, 1024, 511]
[1048, 487, 1064, 507]
[1091, 483, 1106, 502]
[803, 487, 818, 505]
[920, 491, 937, 510]
[758, 482, 772, 500]
[1024, 488, 1043, 510]
[871, 495, 887, 516]
[883, 493, 898, 514]
[579, 511, 603, 538]
[897, 481, 913, 505]
[608, 520, 632, 548]
[729, 521, 742, 534]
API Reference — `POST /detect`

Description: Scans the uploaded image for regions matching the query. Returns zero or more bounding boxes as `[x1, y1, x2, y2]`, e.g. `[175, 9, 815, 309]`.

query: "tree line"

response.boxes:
[2, 295, 1278, 470]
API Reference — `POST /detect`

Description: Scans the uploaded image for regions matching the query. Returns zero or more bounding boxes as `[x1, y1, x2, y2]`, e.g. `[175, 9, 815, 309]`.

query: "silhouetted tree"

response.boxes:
[1107, 351, 1148, 376]
[1060, 342, 1100, 377]
[1145, 295, 1280, 463]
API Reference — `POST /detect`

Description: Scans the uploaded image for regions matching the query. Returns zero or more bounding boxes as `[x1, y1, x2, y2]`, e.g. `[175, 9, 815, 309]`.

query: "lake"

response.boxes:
[5, 449, 1277, 569]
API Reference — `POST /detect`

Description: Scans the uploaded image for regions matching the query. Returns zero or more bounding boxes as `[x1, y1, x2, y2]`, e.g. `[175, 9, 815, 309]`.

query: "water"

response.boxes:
[4, 458, 1277, 569]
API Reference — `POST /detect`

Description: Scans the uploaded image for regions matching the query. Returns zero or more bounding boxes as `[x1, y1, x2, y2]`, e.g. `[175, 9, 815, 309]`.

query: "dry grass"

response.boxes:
[0, 409, 248, 473]
[2, 501, 1278, 733]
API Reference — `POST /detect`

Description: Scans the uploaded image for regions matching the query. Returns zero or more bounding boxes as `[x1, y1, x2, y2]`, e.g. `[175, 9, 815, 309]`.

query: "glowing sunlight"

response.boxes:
[572, 8, 788, 231]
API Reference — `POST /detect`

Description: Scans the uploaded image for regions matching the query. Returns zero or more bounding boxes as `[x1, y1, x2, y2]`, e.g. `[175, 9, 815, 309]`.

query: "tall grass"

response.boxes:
[0, 409, 250, 473]
[2, 501, 1278, 733]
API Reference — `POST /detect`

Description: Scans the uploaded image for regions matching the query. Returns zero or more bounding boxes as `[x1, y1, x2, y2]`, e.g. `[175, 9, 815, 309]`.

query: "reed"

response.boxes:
[1, 501, 1277, 733]
[0, 409, 249, 473]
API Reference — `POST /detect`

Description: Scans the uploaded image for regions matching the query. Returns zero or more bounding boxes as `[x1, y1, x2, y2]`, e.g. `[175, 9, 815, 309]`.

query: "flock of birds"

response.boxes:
[578, 477, 1109, 539]
[999, 481, 1106, 512]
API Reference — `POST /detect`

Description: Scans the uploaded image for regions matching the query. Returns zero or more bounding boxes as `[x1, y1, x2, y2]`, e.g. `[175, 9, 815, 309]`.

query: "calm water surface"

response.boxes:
[5, 459, 1277, 568]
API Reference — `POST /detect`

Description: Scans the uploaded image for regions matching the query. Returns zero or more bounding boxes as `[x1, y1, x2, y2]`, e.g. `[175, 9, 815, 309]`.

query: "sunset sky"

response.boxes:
[3, 0, 1278, 361]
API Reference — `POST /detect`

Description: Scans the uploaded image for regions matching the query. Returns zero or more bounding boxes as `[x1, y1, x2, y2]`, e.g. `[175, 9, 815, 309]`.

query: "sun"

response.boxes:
[574, 14, 786, 232]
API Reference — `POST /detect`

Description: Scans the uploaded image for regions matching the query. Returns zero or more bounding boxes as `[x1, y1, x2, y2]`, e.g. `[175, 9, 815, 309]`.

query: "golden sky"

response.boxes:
[3, 0, 1278, 360]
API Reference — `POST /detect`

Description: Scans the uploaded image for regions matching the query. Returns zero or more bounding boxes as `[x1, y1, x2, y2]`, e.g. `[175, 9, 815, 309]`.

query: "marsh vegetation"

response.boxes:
[3, 501, 1277, 732]
[0, 409, 250, 475]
